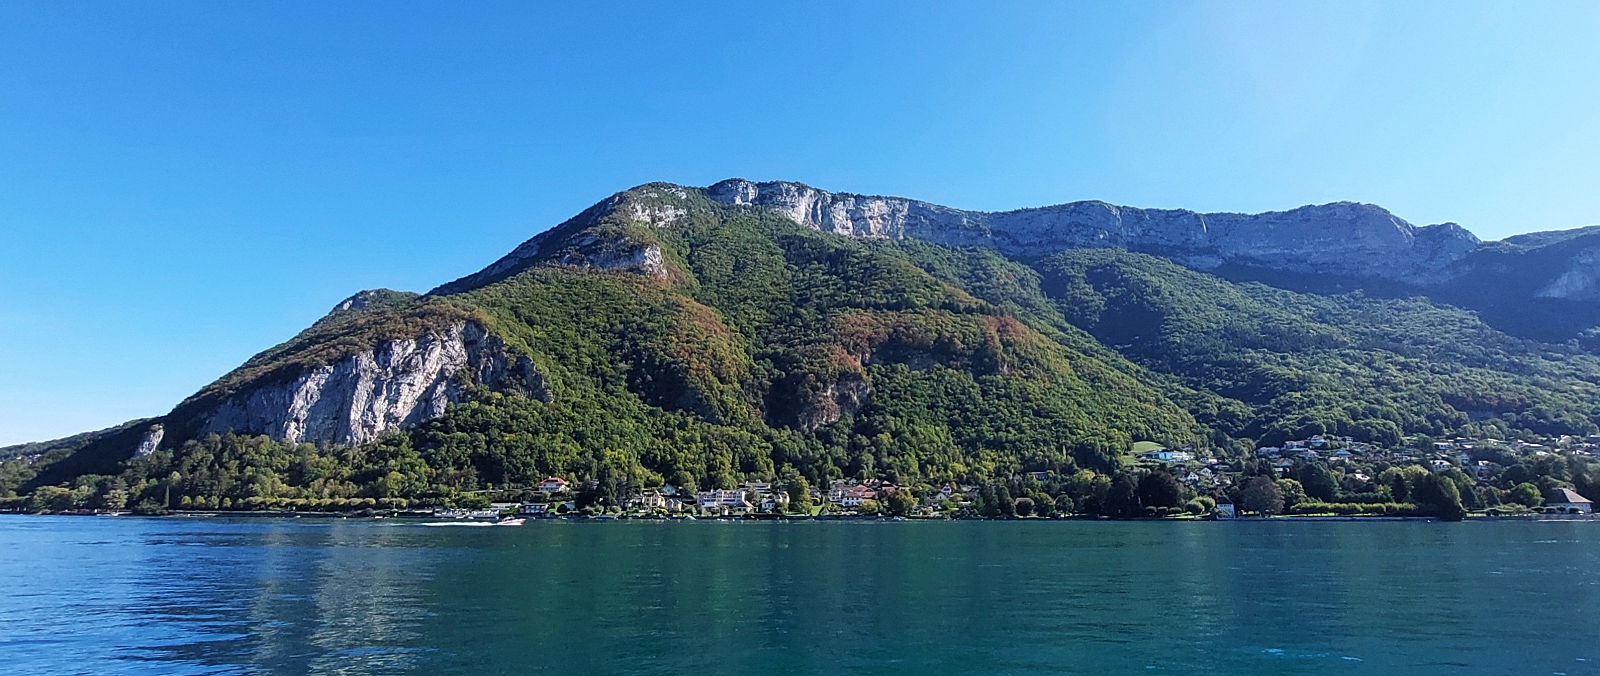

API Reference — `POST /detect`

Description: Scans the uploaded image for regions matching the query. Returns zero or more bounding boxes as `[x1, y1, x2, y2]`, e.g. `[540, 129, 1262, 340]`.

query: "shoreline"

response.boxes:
[4, 509, 1595, 523]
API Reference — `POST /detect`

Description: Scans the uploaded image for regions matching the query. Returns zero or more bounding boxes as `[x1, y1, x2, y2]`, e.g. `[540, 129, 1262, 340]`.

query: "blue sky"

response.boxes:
[3, 1, 1599, 445]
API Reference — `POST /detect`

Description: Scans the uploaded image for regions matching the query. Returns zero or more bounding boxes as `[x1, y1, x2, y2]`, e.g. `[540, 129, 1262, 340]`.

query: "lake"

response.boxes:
[1, 516, 1597, 675]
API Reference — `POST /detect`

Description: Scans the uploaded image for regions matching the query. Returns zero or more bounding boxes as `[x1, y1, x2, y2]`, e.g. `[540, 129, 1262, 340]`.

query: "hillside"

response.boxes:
[3, 185, 1203, 506]
[1034, 250, 1600, 445]
[5, 179, 1600, 512]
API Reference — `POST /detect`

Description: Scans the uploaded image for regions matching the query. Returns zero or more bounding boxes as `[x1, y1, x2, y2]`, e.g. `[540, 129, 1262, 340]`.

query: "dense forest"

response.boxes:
[5, 185, 1600, 516]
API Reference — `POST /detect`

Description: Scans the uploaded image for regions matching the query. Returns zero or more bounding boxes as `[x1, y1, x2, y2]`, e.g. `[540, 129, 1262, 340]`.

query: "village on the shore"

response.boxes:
[428, 432, 1597, 522]
[11, 431, 1598, 521]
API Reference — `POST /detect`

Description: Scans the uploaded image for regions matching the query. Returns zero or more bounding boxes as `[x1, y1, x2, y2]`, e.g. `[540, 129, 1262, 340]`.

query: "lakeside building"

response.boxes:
[536, 477, 570, 493]
[828, 483, 877, 508]
[697, 489, 752, 514]
[1546, 488, 1593, 514]
[634, 490, 669, 511]
[758, 492, 789, 512]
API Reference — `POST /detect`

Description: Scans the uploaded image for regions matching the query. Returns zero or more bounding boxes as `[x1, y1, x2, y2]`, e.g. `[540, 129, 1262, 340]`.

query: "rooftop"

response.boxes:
[1548, 488, 1592, 504]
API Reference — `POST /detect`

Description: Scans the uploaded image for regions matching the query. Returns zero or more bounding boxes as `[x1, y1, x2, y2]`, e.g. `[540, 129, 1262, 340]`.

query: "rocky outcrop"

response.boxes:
[551, 239, 668, 279]
[430, 190, 675, 295]
[199, 321, 548, 445]
[801, 375, 870, 431]
[1536, 246, 1600, 302]
[330, 289, 413, 313]
[766, 372, 871, 432]
[705, 179, 1482, 284]
[133, 425, 164, 457]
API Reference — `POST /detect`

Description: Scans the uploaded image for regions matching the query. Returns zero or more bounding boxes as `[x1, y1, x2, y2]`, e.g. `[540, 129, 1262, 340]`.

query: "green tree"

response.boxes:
[26, 486, 75, 512]
[1275, 478, 1306, 508]
[1137, 471, 1184, 508]
[1064, 470, 1109, 514]
[1509, 482, 1543, 508]
[1296, 463, 1339, 502]
[976, 484, 1001, 517]
[995, 484, 1016, 517]
[883, 489, 916, 517]
[1030, 492, 1056, 518]
[781, 467, 811, 514]
[1013, 497, 1035, 517]
[1238, 476, 1284, 516]
[102, 489, 128, 510]
[1053, 494, 1076, 515]
[1103, 474, 1142, 519]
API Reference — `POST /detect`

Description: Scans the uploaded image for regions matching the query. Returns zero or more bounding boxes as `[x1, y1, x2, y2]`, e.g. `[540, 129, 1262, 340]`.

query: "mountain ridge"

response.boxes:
[701, 178, 1482, 283]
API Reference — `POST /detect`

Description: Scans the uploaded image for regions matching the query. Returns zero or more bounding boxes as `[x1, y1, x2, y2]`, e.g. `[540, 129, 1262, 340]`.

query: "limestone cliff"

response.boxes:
[133, 425, 164, 457]
[197, 320, 547, 446]
[705, 179, 1481, 284]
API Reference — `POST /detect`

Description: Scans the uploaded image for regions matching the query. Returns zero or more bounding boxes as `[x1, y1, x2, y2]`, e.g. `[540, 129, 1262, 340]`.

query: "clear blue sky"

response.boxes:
[3, 1, 1599, 445]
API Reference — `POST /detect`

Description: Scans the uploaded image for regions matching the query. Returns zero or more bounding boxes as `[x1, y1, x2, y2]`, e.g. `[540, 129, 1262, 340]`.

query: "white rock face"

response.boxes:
[627, 201, 687, 226]
[705, 179, 1481, 283]
[560, 243, 668, 279]
[1537, 247, 1600, 301]
[200, 321, 548, 445]
[134, 425, 164, 457]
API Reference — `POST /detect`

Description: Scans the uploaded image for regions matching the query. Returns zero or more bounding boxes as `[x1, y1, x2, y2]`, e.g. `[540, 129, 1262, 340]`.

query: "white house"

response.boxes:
[697, 489, 751, 513]
[536, 477, 570, 493]
[632, 490, 668, 510]
[829, 484, 877, 507]
[759, 491, 791, 512]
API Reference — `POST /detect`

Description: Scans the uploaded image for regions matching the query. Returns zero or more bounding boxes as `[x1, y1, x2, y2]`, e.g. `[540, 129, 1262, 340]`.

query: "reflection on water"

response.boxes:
[2, 516, 1598, 675]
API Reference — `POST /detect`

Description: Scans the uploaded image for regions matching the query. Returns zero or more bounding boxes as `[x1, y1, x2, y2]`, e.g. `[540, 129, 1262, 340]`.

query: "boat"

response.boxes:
[494, 518, 526, 526]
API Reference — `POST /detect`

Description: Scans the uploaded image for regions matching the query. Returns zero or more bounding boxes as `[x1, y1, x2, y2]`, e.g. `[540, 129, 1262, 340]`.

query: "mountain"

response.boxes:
[701, 179, 1600, 344]
[5, 179, 1600, 507]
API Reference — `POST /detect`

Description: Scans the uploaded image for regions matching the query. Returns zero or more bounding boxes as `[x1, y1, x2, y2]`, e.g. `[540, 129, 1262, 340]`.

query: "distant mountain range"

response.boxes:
[6, 180, 1599, 497]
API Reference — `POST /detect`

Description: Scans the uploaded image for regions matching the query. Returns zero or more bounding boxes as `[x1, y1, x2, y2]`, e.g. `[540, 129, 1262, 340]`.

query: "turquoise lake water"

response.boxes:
[1, 516, 1597, 676]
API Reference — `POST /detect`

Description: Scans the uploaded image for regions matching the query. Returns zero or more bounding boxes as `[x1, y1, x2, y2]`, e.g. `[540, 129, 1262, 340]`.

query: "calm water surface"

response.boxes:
[1, 515, 1597, 675]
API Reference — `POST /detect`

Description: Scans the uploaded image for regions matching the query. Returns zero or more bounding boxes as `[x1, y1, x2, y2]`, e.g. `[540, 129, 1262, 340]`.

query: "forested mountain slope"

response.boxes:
[5, 179, 1600, 509]
[4, 185, 1201, 502]
[1034, 250, 1600, 446]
